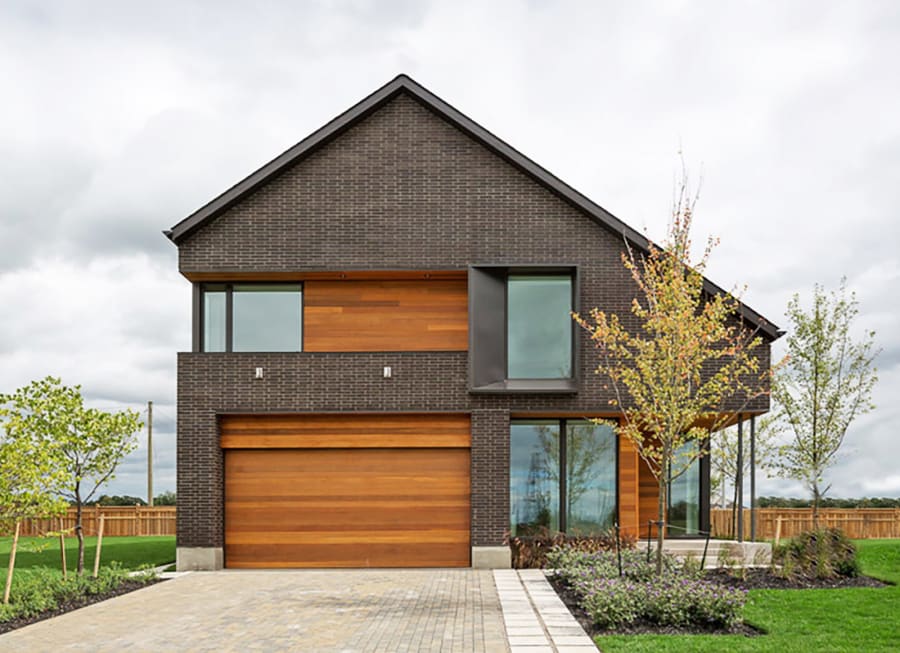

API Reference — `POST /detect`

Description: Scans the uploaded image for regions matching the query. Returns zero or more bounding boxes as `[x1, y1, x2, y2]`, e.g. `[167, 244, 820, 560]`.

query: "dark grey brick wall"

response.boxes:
[174, 91, 772, 551]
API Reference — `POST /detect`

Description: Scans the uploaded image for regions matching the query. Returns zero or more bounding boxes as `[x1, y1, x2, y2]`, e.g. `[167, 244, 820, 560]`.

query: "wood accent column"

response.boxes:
[618, 435, 640, 537]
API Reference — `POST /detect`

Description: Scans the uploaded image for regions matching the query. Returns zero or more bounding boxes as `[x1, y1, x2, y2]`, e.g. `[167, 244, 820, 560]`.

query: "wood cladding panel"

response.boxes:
[225, 447, 470, 568]
[638, 456, 661, 537]
[617, 436, 640, 537]
[220, 413, 470, 449]
[303, 279, 468, 352]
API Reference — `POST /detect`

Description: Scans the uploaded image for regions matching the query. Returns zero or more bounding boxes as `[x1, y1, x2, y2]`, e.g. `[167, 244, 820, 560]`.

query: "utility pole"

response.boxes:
[147, 400, 153, 507]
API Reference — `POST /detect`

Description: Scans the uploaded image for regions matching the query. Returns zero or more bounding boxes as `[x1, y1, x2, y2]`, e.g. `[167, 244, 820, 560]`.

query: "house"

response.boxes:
[165, 75, 780, 571]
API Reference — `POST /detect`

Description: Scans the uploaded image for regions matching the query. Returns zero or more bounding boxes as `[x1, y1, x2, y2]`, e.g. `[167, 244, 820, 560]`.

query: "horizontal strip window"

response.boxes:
[200, 283, 302, 353]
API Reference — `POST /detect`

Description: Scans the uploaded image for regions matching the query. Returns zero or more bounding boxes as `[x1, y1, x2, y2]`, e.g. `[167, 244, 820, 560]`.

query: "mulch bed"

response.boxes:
[547, 568, 889, 638]
[705, 568, 888, 590]
[0, 578, 163, 635]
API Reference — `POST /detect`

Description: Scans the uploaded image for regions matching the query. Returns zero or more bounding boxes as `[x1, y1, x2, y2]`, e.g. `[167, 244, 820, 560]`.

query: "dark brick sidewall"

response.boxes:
[174, 92, 772, 550]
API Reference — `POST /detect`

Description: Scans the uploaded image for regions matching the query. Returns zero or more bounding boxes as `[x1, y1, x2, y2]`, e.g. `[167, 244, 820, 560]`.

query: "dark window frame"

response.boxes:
[509, 418, 619, 535]
[194, 282, 304, 353]
[469, 264, 579, 394]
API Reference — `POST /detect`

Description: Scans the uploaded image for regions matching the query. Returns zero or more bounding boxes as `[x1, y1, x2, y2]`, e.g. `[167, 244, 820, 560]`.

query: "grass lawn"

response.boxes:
[597, 539, 900, 652]
[0, 536, 175, 574]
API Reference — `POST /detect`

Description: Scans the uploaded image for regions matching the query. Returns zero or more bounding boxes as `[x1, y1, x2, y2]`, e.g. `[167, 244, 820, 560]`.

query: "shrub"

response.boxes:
[549, 546, 746, 630]
[547, 546, 685, 583]
[0, 564, 156, 623]
[507, 527, 636, 569]
[774, 528, 859, 580]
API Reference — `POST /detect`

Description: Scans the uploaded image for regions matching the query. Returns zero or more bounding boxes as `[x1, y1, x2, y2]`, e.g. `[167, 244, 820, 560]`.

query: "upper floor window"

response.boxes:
[469, 266, 577, 392]
[201, 284, 302, 352]
[507, 275, 573, 379]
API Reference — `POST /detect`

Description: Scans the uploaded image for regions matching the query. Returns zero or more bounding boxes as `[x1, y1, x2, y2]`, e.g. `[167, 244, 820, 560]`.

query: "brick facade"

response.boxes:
[174, 90, 772, 552]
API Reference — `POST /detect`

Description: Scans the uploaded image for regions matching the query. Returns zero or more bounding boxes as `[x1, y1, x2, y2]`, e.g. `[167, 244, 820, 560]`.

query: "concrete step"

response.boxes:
[638, 539, 772, 567]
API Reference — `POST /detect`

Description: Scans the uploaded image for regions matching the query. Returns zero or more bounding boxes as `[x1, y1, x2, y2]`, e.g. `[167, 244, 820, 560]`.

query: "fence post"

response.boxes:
[3, 521, 21, 604]
[93, 514, 105, 579]
[774, 516, 783, 548]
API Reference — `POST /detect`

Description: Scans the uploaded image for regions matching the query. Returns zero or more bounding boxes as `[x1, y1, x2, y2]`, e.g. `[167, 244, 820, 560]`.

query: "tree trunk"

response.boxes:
[75, 486, 85, 575]
[656, 476, 667, 574]
[812, 484, 820, 531]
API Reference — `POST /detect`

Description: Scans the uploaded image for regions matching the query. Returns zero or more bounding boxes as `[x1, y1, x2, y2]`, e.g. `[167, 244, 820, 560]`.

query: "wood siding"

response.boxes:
[220, 413, 471, 449]
[223, 413, 471, 568]
[639, 456, 660, 537]
[617, 436, 640, 537]
[303, 279, 468, 352]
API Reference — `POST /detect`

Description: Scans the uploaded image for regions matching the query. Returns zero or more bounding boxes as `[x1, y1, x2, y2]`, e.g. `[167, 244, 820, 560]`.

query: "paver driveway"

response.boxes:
[0, 569, 510, 653]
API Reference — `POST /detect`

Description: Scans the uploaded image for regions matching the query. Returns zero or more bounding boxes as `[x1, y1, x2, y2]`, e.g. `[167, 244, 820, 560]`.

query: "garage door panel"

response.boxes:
[225, 529, 469, 545]
[225, 505, 471, 531]
[221, 413, 471, 449]
[224, 415, 471, 568]
[226, 542, 471, 568]
[225, 446, 470, 470]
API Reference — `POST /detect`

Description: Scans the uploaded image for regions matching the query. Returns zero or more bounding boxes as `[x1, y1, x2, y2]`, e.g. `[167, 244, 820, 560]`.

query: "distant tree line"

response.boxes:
[78, 491, 176, 507]
[755, 496, 900, 509]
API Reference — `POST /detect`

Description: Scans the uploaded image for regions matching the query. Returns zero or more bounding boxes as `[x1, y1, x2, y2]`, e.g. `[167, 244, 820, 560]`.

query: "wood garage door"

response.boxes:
[222, 414, 471, 568]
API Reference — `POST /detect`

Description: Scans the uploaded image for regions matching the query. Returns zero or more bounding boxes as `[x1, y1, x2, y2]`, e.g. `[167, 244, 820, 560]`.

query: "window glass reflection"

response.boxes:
[566, 421, 616, 534]
[203, 289, 226, 352]
[669, 441, 701, 535]
[232, 285, 302, 352]
[507, 276, 572, 378]
[510, 421, 560, 536]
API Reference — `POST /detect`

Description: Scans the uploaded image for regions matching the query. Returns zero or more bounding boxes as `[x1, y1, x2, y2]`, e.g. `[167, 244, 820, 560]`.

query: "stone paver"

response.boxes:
[494, 569, 597, 653]
[0, 569, 509, 653]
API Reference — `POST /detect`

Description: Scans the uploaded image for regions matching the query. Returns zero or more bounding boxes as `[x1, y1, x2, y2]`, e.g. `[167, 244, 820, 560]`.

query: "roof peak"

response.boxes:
[164, 74, 782, 340]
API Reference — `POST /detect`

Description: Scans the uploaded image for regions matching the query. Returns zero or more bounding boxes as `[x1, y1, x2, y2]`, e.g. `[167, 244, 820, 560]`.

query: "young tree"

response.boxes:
[0, 387, 70, 601]
[575, 178, 768, 572]
[772, 279, 879, 527]
[0, 377, 142, 574]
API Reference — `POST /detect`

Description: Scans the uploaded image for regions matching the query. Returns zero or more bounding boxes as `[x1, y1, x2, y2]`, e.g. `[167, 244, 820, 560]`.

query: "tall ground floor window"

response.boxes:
[509, 419, 616, 536]
[668, 440, 706, 536]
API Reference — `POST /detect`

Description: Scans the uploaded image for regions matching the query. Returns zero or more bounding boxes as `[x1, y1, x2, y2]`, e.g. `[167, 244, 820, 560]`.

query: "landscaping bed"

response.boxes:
[704, 567, 887, 590]
[542, 529, 895, 641]
[0, 576, 162, 634]
[548, 566, 888, 638]
[0, 535, 174, 634]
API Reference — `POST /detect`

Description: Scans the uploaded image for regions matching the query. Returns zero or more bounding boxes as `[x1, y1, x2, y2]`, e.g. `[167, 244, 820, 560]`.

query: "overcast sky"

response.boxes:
[1, 1, 897, 502]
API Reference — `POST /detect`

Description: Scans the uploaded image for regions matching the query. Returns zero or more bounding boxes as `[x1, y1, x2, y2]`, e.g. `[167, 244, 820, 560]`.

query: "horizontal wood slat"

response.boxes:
[220, 413, 471, 449]
[303, 279, 468, 352]
[225, 445, 471, 568]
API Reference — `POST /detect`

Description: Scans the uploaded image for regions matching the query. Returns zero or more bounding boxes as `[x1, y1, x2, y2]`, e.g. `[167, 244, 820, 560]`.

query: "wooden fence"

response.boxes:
[710, 508, 900, 540]
[7, 506, 176, 537]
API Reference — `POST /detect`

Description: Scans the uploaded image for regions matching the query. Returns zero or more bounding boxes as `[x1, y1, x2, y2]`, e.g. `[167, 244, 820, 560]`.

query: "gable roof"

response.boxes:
[164, 74, 782, 340]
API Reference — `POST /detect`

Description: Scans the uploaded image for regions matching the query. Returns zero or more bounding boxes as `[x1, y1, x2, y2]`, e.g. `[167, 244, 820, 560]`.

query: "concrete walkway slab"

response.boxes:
[0, 569, 509, 653]
[494, 570, 597, 653]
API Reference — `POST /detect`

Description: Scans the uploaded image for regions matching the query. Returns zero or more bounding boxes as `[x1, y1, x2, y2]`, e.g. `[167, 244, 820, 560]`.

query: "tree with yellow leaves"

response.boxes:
[575, 176, 770, 572]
